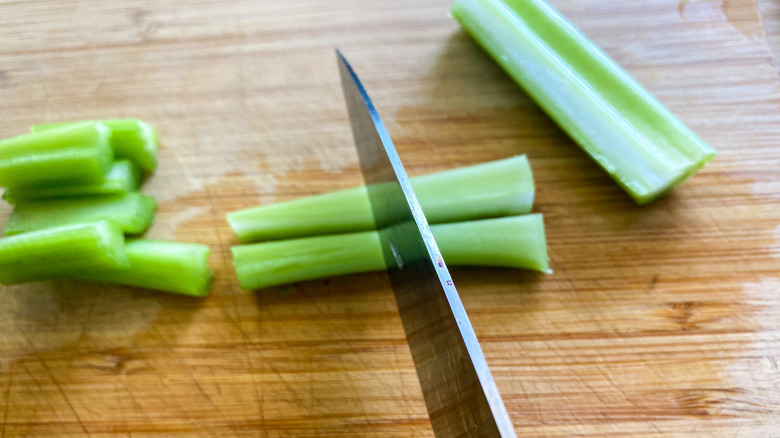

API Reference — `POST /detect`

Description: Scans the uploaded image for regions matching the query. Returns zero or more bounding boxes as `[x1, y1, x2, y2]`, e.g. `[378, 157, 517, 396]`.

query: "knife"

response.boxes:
[336, 50, 517, 438]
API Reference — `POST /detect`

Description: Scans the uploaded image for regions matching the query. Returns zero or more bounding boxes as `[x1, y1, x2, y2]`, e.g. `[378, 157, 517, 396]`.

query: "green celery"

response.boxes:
[5, 192, 157, 236]
[74, 240, 213, 296]
[232, 214, 549, 290]
[3, 159, 141, 202]
[451, 0, 716, 204]
[0, 220, 129, 285]
[32, 119, 158, 172]
[228, 155, 534, 242]
[0, 122, 112, 189]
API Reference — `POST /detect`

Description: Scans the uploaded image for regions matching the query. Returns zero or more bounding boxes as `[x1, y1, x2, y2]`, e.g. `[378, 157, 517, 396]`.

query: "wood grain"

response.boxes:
[0, 0, 779, 436]
[760, 0, 780, 64]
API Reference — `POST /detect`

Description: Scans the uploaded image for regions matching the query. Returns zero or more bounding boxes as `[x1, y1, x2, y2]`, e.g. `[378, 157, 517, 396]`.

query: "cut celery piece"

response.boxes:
[3, 159, 141, 202]
[451, 0, 716, 204]
[433, 214, 549, 271]
[74, 240, 213, 296]
[232, 214, 549, 290]
[0, 220, 129, 285]
[0, 122, 112, 189]
[234, 231, 383, 290]
[5, 192, 157, 236]
[32, 119, 158, 172]
[228, 155, 534, 242]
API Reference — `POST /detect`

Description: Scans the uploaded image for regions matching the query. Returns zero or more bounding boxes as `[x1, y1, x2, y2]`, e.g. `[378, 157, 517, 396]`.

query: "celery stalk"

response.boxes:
[32, 119, 158, 172]
[0, 122, 112, 188]
[74, 240, 213, 296]
[232, 214, 548, 290]
[451, 0, 716, 204]
[228, 155, 534, 242]
[3, 160, 141, 202]
[5, 192, 157, 236]
[0, 220, 129, 285]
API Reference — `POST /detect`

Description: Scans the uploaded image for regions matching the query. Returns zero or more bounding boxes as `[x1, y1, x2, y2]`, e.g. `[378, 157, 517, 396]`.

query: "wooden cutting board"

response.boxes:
[0, 0, 779, 436]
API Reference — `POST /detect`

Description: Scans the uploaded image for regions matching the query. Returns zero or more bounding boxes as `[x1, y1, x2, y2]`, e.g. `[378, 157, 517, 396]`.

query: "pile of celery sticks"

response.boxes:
[0, 120, 212, 296]
[227, 155, 550, 290]
[0, 0, 720, 295]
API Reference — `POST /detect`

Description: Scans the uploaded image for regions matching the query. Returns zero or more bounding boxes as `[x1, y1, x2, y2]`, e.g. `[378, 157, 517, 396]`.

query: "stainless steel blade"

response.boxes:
[336, 50, 516, 438]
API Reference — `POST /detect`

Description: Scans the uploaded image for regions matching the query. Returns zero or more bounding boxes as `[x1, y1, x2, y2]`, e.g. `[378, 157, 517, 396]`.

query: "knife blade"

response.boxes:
[336, 50, 516, 438]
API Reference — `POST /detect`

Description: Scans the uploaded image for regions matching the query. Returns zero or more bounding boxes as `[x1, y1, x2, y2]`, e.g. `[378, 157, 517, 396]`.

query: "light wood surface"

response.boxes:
[760, 0, 780, 64]
[1, 0, 779, 436]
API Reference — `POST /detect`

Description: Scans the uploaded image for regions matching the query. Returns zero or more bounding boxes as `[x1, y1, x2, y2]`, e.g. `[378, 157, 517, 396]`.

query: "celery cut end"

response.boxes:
[630, 149, 717, 205]
[31, 119, 159, 172]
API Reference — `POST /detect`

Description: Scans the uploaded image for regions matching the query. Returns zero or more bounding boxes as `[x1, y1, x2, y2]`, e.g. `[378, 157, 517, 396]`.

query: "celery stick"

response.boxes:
[451, 0, 716, 204]
[3, 160, 141, 202]
[5, 192, 157, 236]
[0, 220, 129, 285]
[74, 240, 213, 296]
[0, 122, 112, 188]
[228, 155, 534, 242]
[433, 214, 548, 271]
[32, 119, 158, 172]
[233, 231, 383, 290]
[232, 214, 548, 290]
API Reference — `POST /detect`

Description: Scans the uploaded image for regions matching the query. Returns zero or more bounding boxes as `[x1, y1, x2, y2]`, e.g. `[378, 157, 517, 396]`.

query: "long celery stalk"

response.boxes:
[451, 0, 716, 204]
[228, 155, 534, 242]
[0, 220, 129, 285]
[74, 240, 213, 296]
[0, 122, 112, 188]
[32, 119, 158, 172]
[3, 159, 141, 202]
[5, 192, 157, 236]
[232, 214, 548, 290]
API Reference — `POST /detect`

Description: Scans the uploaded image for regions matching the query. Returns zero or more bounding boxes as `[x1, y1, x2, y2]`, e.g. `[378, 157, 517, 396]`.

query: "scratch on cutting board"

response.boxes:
[661, 300, 752, 331]
[0, 71, 8, 87]
[73, 348, 146, 375]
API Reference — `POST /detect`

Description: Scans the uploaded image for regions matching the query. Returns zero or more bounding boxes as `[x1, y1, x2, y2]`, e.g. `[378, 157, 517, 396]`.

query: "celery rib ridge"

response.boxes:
[451, 0, 716, 204]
